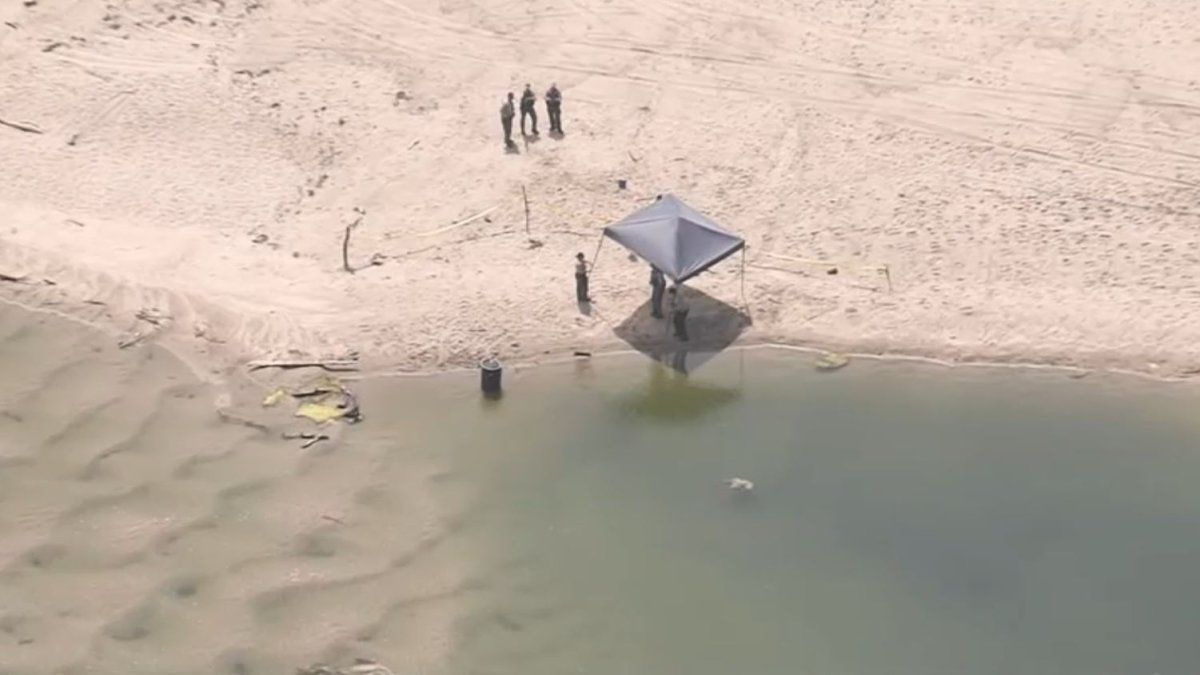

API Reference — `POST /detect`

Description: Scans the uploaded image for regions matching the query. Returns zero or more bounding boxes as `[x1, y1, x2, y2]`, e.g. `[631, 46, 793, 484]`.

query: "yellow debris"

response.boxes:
[261, 388, 287, 407]
[295, 402, 347, 424]
[814, 352, 850, 371]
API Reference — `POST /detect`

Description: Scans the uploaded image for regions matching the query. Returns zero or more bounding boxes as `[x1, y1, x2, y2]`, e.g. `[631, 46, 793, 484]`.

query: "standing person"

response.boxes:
[545, 83, 563, 134]
[574, 252, 590, 303]
[649, 266, 666, 318]
[520, 84, 539, 136]
[499, 92, 516, 148]
[669, 285, 689, 341]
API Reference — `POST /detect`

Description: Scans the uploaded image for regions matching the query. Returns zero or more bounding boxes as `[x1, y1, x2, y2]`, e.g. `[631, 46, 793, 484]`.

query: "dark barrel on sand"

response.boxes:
[480, 358, 502, 396]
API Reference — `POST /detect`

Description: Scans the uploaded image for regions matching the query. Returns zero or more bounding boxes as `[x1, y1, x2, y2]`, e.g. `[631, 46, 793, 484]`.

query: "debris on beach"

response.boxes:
[296, 401, 349, 424]
[281, 431, 330, 448]
[814, 352, 850, 371]
[261, 375, 363, 425]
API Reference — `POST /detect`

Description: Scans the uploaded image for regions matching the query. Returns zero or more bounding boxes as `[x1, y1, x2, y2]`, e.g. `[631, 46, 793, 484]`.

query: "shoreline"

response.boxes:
[6, 286, 1199, 391]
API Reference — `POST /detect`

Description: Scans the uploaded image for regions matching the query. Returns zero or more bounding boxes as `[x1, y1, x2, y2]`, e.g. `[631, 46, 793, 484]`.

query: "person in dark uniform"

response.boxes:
[649, 266, 666, 318]
[668, 285, 689, 341]
[545, 83, 563, 134]
[574, 252, 590, 303]
[520, 84, 538, 136]
[500, 92, 516, 148]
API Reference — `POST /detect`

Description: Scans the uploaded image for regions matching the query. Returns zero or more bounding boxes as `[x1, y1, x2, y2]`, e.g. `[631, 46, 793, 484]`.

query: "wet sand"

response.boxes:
[0, 303, 467, 675]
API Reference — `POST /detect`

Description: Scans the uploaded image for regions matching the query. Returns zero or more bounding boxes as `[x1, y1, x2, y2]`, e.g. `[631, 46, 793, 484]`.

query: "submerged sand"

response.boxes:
[0, 304, 468, 674]
[1, 0, 1199, 378]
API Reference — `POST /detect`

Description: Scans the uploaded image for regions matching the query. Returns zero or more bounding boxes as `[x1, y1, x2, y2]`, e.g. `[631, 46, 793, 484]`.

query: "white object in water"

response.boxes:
[724, 477, 754, 492]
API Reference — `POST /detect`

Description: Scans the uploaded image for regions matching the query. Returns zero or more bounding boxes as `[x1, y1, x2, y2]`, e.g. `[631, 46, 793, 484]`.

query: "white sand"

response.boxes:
[1, 0, 1199, 380]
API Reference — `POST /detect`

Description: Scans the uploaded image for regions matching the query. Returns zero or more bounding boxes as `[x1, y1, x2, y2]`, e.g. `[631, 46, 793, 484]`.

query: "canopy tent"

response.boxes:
[601, 194, 745, 283]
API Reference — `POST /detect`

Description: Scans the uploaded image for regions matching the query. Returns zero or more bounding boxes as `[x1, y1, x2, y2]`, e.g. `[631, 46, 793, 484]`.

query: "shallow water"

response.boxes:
[5, 303, 1200, 675]
[360, 350, 1200, 675]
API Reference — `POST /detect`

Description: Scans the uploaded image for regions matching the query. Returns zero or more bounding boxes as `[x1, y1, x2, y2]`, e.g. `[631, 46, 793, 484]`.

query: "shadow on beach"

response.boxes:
[612, 288, 751, 375]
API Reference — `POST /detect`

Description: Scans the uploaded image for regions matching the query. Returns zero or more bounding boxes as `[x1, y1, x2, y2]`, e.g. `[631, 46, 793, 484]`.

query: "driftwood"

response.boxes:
[341, 216, 362, 273]
[300, 434, 329, 449]
[0, 117, 43, 134]
[0, 271, 28, 283]
[522, 185, 530, 234]
[281, 431, 332, 448]
[392, 228, 519, 259]
[416, 205, 499, 238]
[247, 359, 359, 372]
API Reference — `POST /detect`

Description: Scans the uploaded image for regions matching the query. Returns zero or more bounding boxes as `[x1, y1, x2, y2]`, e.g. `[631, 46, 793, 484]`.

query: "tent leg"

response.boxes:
[739, 246, 749, 312]
[590, 235, 605, 272]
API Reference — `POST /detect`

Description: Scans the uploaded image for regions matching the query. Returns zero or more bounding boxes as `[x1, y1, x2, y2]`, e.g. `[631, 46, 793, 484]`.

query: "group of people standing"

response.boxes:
[574, 254, 690, 341]
[500, 83, 563, 149]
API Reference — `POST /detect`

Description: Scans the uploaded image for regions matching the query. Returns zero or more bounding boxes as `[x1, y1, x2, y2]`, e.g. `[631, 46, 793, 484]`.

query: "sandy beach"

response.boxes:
[3, 3, 1199, 671]
[3, 0, 1200, 380]
[0, 304, 472, 674]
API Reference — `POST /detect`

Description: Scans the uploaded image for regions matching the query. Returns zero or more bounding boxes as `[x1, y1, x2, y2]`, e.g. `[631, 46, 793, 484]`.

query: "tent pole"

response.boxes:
[590, 234, 606, 272]
[739, 246, 748, 311]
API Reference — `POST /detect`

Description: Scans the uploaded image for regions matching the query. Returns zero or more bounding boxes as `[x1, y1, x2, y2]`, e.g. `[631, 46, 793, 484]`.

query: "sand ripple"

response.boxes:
[0, 306, 470, 674]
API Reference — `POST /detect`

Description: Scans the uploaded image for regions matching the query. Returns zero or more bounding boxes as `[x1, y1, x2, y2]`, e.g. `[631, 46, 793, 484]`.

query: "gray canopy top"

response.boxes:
[602, 194, 745, 283]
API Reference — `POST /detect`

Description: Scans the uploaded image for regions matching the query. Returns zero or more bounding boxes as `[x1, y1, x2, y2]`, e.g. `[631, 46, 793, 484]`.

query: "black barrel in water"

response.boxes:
[480, 358, 502, 397]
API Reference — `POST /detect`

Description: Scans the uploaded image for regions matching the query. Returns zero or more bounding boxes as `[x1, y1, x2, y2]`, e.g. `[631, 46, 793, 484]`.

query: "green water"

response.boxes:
[364, 351, 1200, 675]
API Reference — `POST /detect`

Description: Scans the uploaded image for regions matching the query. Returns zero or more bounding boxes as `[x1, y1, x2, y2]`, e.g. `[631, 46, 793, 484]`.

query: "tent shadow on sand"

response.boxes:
[612, 287, 752, 375]
[611, 289, 751, 422]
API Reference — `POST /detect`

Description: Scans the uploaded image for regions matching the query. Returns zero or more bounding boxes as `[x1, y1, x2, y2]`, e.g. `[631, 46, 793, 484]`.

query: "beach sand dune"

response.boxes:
[2, 0, 1199, 375]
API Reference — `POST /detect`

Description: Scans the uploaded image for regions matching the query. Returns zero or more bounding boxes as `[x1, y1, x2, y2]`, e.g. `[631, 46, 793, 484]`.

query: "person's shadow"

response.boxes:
[613, 288, 751, 374]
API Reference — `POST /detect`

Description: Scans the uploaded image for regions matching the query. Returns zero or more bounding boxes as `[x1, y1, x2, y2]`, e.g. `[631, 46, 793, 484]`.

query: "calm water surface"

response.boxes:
[362, 350, 1200, 675]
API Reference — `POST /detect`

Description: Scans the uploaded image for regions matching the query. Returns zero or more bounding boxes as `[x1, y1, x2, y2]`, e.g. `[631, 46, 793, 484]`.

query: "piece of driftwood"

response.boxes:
[300, 434, 329, 449]
[321, 514, 345, 525]
[417, 205, 499, 238]
[0, 271, 28, 283]
[392, 228, 519, 259]
[0, 117, 43, 134]
[247, 359, 359, 372]
[282, 431, 321, 440]
[341, 215, 362, 273]
[522, 185, 530, 234]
